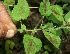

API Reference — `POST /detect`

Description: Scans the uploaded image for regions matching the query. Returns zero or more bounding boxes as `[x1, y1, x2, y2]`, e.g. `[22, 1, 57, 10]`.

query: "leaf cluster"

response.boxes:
[3, 0, 70, 54]
[5, 40, 15, 54]
[39, 0, 70, 53]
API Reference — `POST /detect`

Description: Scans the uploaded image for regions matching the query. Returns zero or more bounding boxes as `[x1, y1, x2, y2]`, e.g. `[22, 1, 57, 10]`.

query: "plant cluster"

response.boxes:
[1, 0, 70, 54]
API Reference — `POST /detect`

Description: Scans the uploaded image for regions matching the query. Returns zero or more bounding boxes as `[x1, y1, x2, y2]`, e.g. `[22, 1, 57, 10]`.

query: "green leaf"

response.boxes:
[39, 0, 52, 17]
[23, 34, 42, 54]
[40, 23, 62, 36]
[63, 28, 69, 34]
[44, 45, 52, 52]
[64, 11, 70, 23]
[42, 51, 49, 54]
[49, 27, 62, 36]
[5, 40, 15, 51]
[4, 0, 15, 6]
[63, 4, 68, 8]
[48, 14, 61, 24]
[51, 5, 64, 21]
[56, 29, 62, 36]
[51, 5, 63, 15]
[6, 50, 12, 54]
[43, 29, 61, 49]
[52, 12, 63, 22]
[48, 13, 63, 24]
[4, 0, 15, 14]
[49, 27, 56, 34]
[5, 40, 11, 51]
[19, 24, 26, 33]
[48, 5, 64, 24]
[10, 41, 15, 49]
[11, 0, 30, 21]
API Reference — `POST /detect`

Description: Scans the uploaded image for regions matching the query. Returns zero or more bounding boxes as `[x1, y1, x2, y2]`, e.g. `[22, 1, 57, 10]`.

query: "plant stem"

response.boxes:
[25, 29, 42, 32]
[31, 16, 44, 35]
[29, 7, 38, 9]
[34, 16, 44, 29]
[55, 26, 70, 30]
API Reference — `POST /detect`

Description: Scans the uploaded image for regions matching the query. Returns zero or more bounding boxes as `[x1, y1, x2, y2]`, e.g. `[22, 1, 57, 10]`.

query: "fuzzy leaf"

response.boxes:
[4, 0, 15, 6]
[48, 14, 61, 24]
[11, 0, 30, 21]
[51, 5, 63, 15]
[23, 34, 42, 54]
[39, 0, 52, 17]
[43, 29, 61, 49]
[56, 29, 62, 36]
[4, 0, 15, 14]
[19, 24, 26, 33]
[5, 40, 15, 51]
[48, 5, 64, 24]
[52, 12, 63, 22]
[10, 41, 15, 49]
[5, 40, 11, 51]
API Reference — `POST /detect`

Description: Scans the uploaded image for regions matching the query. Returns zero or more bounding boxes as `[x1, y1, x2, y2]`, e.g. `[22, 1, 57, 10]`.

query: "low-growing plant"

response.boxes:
[1, 0, 70, 54]
[5, 40, 15, 54]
